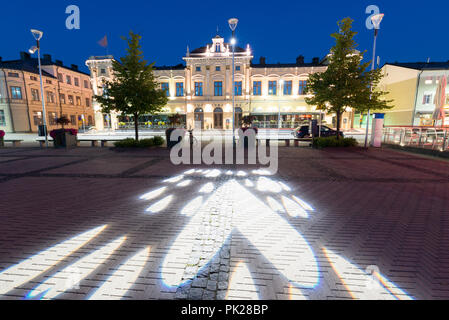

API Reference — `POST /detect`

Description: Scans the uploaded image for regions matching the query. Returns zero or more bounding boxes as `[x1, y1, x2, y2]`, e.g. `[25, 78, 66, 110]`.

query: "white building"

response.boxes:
[86, 35, 353, 131]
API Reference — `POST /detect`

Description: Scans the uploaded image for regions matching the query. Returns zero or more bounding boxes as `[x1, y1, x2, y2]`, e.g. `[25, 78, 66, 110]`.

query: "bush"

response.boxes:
[152, 136, 165, 146]
[114, 137, 165, 148]
[313, 136, 358, 148]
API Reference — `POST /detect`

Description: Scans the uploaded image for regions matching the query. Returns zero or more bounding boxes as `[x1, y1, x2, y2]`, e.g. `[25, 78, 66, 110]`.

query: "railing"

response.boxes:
[383, 126, 449, 152]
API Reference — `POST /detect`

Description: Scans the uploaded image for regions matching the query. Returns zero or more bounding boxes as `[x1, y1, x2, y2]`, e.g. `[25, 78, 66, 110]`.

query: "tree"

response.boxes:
[305, 17, 392, 138]
[95, 31, 168, 140]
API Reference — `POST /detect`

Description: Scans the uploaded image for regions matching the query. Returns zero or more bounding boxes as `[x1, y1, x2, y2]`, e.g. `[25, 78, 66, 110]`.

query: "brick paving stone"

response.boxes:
[0, 147, 448, 300]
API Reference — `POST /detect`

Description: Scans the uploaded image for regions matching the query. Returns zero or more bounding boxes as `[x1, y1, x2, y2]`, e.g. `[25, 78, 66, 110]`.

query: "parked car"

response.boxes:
[292, 125, 344, 138]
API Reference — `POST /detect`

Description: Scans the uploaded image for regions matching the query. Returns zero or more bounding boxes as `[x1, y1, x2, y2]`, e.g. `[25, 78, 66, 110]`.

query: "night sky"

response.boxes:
[1, 0, 448, 73]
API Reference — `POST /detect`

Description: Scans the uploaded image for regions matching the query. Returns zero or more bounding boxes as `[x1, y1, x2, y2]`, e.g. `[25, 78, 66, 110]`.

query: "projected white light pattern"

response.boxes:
[26, 236, 127, 300]
[0, 225, 107, 295]
[160, 178, 318, 288]
[323, 247, 413, 300]
[88, 247, 151, 300]
[226, 262, 259, 300]
[146, 196, 173, 213]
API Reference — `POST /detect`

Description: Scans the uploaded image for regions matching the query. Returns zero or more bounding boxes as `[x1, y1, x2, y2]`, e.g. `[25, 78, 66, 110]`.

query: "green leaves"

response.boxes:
[306, 17, 392, 133]
[94, 31, 168, 139]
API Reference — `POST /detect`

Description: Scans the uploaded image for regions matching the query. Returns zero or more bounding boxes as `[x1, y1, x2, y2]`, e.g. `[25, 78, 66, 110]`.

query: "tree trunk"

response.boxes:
[134, 113, 139, 141]
[336, 111, 342, 140]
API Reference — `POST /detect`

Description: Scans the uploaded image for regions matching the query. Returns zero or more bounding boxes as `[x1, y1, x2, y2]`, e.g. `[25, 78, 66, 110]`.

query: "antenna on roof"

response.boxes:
[427, 57, 430, 63]
[216, 25, 219, 36]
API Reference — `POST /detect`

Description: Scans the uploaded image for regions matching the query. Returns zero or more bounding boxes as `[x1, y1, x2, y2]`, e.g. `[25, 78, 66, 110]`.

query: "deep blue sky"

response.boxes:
[1, 0, 448, 73]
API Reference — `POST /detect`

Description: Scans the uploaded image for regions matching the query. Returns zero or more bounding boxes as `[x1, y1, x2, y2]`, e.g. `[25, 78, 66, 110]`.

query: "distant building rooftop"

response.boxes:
[386, 61, 449, 70]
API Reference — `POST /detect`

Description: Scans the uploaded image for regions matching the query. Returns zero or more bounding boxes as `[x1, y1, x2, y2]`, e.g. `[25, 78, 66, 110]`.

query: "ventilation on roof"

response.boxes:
[296, 55, 304, 65]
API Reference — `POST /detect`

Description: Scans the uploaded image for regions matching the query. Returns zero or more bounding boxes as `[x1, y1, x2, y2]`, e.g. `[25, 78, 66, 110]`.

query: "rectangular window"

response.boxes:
[284, 81, 292, 95]
[60, 94, 66, 104]
[11, 86, 22, 99]
[234, 81, 242, 96]
[84, 80, 89, 89]
[85, 98, 90, 107]
[30, 76, 38, 81]
[423, 94, 432, 105]
[215, 66, 221, 71]
[58, 73, 63, 82]
[68, 95, 74, 105]
[101, 69, 106, 74]
[176, 83, 184, 97]
[48, 112, 57, 125]
[268, 81, 277, 95]
[214, 81, 223, 96]
[253, 81, 262, 96]
[299, 80, 307, 95]
[161, 83, 170, 97]
[195, 82, 203, 96]
[31, 88, 40, 101]
[70, 115, 76, 125]
[74, 78, 79, 87]
[66, 75, 72, 84]
[76, 96, 81, 106]
[8, 72, 19, 78]
[46, 91, 55, 104]
[33, 111, 43, 126]
[0, 110, 5, 126]
[46, 79, 52, 84]
[196, 66, 201, 72]
[236, 66, 241, 71]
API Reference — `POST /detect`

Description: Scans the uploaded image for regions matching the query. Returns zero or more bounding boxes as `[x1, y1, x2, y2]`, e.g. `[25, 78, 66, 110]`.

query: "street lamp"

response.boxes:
[29, 29, 48, 148]
[228, 18, 238, 146]
[364, 13, 384, 148]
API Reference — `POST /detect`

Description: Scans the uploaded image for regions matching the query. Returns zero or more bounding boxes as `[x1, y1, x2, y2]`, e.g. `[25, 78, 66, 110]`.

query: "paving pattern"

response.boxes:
[0, 145, 448, 300]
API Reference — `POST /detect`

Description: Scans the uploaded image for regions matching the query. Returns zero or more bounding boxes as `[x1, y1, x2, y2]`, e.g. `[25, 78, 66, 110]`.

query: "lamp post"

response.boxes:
[228, 18, 238, 146]
[364, 13, 384, 148]
[29, 29, 48, 148]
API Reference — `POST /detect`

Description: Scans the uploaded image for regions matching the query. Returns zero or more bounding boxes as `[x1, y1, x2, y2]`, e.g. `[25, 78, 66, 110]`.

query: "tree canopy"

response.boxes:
[305, 17, 392, 137]
[95, 31, 168, 140]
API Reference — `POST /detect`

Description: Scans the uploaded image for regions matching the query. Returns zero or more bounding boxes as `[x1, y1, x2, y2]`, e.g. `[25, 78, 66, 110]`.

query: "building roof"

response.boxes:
[189, 45, 247, 55]
[386, 61, 449, 71]
[0, 52, 90, 76]
[250, 62, 325, 68]
[0, 59, 56, 78]
[154, 64, 185, 70]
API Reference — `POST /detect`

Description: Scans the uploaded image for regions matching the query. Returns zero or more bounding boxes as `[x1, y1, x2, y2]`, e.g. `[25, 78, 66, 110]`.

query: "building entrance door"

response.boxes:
[194, 108, 204, 129]
[214, 108, 223, 129]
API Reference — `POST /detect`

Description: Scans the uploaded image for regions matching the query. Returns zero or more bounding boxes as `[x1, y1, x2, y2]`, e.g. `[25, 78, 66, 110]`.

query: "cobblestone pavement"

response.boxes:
[0, 145, 448, 300]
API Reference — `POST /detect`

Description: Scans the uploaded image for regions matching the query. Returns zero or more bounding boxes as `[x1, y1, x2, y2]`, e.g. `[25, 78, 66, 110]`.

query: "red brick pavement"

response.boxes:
[0, 145, 448, 300]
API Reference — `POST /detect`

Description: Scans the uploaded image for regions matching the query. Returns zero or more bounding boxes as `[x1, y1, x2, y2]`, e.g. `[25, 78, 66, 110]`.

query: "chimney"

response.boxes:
[20, 51, 31, 61]
[71, 64, 78, 71]
[55, 60, 63, 66]
[43, 54, 52, 61]
[259, 56, 266, 65]
[296, 55, 304, 65]
[312, 57, 320, 65]
[0, 57, 2, 62]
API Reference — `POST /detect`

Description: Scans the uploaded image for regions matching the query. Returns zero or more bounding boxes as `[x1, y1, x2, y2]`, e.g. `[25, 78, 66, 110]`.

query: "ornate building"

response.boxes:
[86, 35, 355, 131]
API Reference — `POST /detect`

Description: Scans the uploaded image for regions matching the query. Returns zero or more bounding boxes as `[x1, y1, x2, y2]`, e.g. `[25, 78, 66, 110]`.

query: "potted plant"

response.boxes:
[239, 115, 258, 148]
[165, 113, 185, 149]
[0, 130, 5, 147]
[50, 116, 78, 149]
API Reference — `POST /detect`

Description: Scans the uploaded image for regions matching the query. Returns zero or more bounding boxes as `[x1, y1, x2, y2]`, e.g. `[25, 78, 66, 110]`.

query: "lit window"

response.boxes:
[194, 82, 203, 96]
[299, 80, 307, 95]
[235, 81, 242, 96]
[176, 83, 184, 97]
[268, 81, 277, 95]
[161, 83, 169, 97]
[214, 81, 223, 96]
[253, 81, 262, 96]
[284, 81, 292, 95]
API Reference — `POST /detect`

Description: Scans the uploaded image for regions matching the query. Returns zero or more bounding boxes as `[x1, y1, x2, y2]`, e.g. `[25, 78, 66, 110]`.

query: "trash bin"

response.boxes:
[38, 125, 47, 137]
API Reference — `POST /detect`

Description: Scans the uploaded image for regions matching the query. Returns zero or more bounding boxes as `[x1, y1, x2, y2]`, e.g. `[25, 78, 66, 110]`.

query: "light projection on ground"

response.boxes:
[26, 236, 127, 300]
[0, 169, 415, 300]
[88, 247, 151, 300]
[0, 225, 107, 296]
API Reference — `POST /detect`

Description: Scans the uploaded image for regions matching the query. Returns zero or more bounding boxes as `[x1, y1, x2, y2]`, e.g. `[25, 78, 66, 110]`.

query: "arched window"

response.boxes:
[194, 108, 204, 129]
[235, 107, 243, 127]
